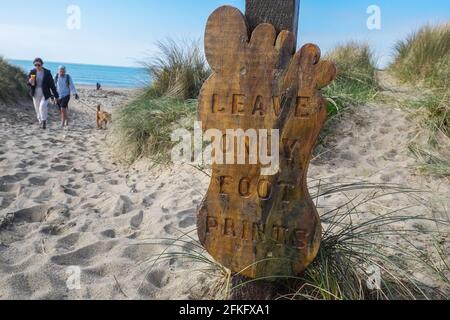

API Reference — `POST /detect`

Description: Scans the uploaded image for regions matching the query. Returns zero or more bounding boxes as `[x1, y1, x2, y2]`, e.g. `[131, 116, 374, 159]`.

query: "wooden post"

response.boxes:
[246, 0, 300, 46]
[197, 2, 336, 299]
[238, 1, 301, 299]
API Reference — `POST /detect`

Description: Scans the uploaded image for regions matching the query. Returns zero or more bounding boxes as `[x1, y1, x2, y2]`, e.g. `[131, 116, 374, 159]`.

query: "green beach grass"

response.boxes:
[139, 181, 449, 300]
[391, 23, 450, 139]
[389, 22, 450, 176]
[391, 23, 450, 89]
[323, 42, 380, 118]
[0, 57, 28, 103]
[112, 40, 381, 164]
[111, 39, 208, 164]
[142, 39, 210, 101]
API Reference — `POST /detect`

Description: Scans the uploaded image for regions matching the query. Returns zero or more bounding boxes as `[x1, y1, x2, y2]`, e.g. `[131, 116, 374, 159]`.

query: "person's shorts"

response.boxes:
[58, 96, 71, 109]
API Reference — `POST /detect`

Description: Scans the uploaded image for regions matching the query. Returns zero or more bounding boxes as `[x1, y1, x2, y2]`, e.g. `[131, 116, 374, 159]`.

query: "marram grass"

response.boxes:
[391, 23, 450, 89]
[138, 181, 449, 300]
[323, 42, 380, 118]
[112, 40, 382, 165]
[111, 97, 197, 164]
[142, 38, 211, 100]
[391, 23, 450, 138]
[409, 143, 450, 177]
[0, 57, 28, 103]
[318, 42, 381, 149]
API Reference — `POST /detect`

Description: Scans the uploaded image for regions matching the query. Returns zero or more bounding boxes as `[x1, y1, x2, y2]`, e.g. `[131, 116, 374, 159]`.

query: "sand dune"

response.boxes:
[0, 82, 448, 299]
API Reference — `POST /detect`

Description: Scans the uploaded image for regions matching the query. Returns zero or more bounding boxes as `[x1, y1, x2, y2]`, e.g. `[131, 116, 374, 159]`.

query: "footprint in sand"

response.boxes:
[101, 229, 116, 239]
[0, 195, 15, 210]
[82, 173, 95, 183]
[12, 205, 49, 224]
[142, 194, 155, 208]
[50, 165, 72, 172]
[58, 155, 74, 162]
[4, 273, 32, 297]
[179, 216, 196, 229]
[79, 221, 92, 233]
[15, 162, 28, 169]
[28, 177, 49, 187]
[177, 209, 196, 229]
[62, 187, 78, 197]
[56, 233, 81, 249]
[0, 172, 29, 184]
[50, 241, 117, 266]
[110, 195, 134, 217]
[145, 269, 169, 289]
[130, 211, 144, 229]
[107, 179, 119, 186]
[39, 224, 65, 236]
[120, 244, 155, 262]
[0, 183, 20, 193]
[83, 265, 109, 279]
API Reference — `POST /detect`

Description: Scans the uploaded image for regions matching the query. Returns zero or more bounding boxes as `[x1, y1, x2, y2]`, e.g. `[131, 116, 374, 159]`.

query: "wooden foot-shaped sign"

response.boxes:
[197, 6, 336, 279]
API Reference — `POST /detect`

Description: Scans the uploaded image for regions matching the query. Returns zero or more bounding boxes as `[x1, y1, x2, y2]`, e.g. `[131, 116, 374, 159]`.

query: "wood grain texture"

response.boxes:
[197, 6, 336, 279]
[246, 0, 300, 44]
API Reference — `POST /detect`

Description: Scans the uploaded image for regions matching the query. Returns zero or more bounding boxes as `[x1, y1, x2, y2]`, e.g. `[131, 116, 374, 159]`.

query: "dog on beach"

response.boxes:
[96, 105, 111, 130]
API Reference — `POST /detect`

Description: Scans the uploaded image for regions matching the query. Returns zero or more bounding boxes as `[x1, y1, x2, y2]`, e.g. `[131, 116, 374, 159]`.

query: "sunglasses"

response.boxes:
[34, 64, 42, 67]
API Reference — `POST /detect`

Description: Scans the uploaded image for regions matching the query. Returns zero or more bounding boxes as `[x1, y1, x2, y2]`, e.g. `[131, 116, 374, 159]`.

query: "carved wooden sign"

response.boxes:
[197, 6, 336, 279]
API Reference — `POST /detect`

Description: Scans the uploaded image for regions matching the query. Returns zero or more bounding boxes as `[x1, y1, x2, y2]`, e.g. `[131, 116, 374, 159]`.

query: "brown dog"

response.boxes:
[96, 105, 111, 129]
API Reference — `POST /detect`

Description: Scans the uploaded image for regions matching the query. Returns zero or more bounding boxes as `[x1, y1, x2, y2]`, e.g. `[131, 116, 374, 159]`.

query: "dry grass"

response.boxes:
[391, 23, 450, 138]
[391, 23, 450, 89]
[409, 143, 450, 177]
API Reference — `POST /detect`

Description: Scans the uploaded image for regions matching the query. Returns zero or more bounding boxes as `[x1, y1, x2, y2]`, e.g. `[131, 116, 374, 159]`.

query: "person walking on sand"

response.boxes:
[27, 58, 59, 130]
[55, 65, 79, 128]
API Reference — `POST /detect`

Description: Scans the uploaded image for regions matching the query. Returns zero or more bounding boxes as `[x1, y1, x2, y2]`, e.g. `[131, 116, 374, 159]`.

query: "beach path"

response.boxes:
[0, 88, 210, 299]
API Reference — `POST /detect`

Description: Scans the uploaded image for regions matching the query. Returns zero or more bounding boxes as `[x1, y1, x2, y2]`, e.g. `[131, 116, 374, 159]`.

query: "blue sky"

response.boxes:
[0, 0, 449, 67]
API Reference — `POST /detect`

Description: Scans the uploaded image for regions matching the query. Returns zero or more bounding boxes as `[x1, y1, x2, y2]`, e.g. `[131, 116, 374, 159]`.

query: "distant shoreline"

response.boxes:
[77, 84, 142, 92]
[9, 58, 143, 70]
[9, 59, 150, 89]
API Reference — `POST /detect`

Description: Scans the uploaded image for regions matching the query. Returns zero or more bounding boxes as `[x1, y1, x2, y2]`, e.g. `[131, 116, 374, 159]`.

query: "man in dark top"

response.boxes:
[27, 58, 59, 130]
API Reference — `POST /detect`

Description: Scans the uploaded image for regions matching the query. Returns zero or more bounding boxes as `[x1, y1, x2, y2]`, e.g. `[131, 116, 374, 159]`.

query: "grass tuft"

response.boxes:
[390, 23, 450, 138]
[142, 38, 211, 100]
[111, 97, 197, 164]
[409, 143, 450, 177]
[391, 23, 450, 88]
[322, 42, 380, 118]
[141, 181, 449, 300]
[0, 57, 28, 103]
[112, 38, 208, 164]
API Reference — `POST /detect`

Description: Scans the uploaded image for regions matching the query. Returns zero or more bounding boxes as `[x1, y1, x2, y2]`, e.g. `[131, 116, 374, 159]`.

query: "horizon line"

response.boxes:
[8, 58, 145, 69]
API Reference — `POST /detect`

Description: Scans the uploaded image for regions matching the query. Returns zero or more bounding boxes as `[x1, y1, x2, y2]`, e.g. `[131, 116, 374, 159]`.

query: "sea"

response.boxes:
[9, 59, 150, 89]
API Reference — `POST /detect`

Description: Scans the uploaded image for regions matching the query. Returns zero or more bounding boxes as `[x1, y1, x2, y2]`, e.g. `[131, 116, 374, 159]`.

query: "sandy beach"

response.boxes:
[0, 80, 448, 299]
[0, 87, 210, 299]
